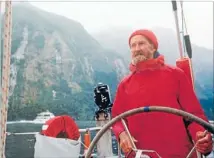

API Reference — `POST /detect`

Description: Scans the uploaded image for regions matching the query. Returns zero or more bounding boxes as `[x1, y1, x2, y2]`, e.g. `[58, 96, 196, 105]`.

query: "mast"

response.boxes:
[0, 1, 2, 157]
[0, 1, 12, 158]
[171, 0, 195, 90]
[171, 0, 184, 58]
[171, 1, 202, 158]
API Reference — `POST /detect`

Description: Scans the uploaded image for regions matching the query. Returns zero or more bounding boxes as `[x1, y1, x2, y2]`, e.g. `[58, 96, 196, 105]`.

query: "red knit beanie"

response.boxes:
[128, 29, 158, 50]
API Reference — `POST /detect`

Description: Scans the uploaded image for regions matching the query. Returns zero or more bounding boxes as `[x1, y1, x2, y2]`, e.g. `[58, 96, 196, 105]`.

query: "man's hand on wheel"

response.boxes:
[119, 131, 137, 153]
[195, 131, 213, 155]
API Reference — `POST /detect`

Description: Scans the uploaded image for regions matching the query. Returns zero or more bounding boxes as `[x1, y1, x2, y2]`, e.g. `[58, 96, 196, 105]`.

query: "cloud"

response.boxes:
[25, 1, 212, 49]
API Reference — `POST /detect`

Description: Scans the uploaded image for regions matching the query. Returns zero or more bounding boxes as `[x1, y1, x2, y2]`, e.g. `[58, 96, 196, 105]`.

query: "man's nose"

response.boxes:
[135, 44, 141, 51]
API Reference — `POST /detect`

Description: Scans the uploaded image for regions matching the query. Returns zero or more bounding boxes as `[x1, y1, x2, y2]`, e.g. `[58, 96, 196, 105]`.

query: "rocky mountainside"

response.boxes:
[3, 3, 127, 120]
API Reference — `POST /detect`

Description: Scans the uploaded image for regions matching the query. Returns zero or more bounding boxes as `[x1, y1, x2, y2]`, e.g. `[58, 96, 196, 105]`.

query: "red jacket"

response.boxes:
[112, 55, 208, 158]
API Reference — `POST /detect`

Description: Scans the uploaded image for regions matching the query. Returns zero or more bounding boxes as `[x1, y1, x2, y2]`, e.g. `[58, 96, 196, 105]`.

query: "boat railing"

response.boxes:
[6, 126, 104, 135]
[6, 126, 122, 157]
[6, 122, 214, 158]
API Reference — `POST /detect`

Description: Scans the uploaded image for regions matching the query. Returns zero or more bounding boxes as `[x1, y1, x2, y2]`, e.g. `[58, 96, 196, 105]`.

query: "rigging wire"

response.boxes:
[180, 0, 186, 57]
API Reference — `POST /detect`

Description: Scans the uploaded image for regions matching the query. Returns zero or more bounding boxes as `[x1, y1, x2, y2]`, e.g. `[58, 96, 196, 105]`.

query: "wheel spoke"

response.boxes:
[121, 118, 137, 150]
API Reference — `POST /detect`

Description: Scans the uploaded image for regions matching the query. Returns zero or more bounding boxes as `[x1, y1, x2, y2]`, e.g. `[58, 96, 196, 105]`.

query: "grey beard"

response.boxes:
[131, 55, 148, 65]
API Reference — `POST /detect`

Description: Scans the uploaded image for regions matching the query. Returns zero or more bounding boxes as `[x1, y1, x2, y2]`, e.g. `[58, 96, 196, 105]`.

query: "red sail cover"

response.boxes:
[40, 115, 80, 140]
[176, 57, 194, 89]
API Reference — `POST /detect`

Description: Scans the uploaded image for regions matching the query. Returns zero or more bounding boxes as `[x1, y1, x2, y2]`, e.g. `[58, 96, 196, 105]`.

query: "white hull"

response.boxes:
[33, 110, 55, 124]
[32, 120, 50, 124]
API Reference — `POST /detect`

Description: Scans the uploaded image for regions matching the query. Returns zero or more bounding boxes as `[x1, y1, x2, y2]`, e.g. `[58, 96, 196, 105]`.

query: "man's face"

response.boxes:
[130, 35, 156, 65]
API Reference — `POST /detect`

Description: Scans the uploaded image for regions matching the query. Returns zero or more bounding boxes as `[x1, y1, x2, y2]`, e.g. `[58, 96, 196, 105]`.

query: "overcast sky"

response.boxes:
[11, 1, 213, 50]
[28, 0, 213, 49]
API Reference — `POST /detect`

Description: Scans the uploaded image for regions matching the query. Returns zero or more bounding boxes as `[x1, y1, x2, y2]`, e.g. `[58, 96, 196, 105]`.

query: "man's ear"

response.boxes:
[151, 43, 156, 51]
[150, 43, 156, 55]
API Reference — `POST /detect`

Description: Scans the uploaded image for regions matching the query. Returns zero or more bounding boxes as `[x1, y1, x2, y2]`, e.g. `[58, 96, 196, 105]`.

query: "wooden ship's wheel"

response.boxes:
[85, 106, 214, 158]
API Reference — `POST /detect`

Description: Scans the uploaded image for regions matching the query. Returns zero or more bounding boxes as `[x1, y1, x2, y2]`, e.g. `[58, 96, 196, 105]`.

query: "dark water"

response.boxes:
[5, 121, 119, 158]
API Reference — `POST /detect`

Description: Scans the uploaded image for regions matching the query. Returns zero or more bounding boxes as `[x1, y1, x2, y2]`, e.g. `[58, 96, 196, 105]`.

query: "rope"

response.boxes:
[180, 0, 186, 57]
[186, 130, 208, 158]
[0, 1, 12, 158]
[180, 0, 190, 58]
[180, 1, 188, 35]
[172, 0, 184, 58]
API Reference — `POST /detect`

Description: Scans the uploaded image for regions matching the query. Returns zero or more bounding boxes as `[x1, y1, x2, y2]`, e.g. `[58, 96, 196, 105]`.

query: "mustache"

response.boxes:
[133, 51, 145, 57]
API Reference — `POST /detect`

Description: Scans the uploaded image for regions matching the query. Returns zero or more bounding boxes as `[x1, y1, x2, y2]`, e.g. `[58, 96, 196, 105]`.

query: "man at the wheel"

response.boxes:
[111, 29, 213, 158]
